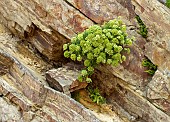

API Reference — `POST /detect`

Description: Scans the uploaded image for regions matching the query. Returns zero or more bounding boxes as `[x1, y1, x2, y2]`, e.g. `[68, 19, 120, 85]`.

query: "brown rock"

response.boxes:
[0, 30, 100, 122]
[92, 69, 170, 122]
[132, 0, 170, 52]
[147, 70, 170, 115]
[46, 63, 88, 96]
[0, 97, 23, 122]
[67, 0, 135, 24]
[0, 0, 93, 61]
[27, 26, 69, 61]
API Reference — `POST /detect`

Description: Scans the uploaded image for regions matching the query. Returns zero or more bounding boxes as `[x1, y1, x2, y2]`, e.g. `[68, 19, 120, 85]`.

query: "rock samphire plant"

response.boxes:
[135, 15, 148, 38]
[63, 18, 134, 83]
[88, 87, 106, 104]
[142, 58, 157, 75]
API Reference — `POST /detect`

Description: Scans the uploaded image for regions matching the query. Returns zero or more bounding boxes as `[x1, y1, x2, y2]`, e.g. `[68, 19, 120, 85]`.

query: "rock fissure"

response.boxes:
[63, 0, 97, 25]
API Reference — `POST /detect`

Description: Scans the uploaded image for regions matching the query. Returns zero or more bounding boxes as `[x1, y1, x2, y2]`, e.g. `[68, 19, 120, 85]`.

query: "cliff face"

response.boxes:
[0, 0, 170, 122]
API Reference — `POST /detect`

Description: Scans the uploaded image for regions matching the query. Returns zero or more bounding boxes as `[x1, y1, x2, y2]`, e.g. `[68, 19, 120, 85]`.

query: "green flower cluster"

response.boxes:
[63, 18, 134, 83]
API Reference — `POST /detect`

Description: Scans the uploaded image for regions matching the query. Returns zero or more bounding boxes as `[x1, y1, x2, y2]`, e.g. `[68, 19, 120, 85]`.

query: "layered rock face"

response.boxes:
[0, 0, 170, 122]
[0, 25, 100, 122]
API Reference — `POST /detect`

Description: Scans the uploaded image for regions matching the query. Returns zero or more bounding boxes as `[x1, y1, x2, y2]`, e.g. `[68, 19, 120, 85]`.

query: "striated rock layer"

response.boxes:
[0, 26, 100, 122]
[0, 0, 170, 122]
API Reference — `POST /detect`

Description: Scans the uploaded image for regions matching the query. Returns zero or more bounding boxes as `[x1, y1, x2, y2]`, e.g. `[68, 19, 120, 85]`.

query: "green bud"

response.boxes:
[112, 53, 121, 60]
[124, 48, 131, 54]
[105, 48, 113, 55]
[95, 35, 100, 40]
[118, 19, 123, 25]
[75, 45, 81, 52]
[70, 54, 76, 61]
[111, 29, 118, 35]
[87, 53, 94, 60]
[84, 60, 91, 67]
[81, 70, 88, 76]
[92, 41, 100, 47]
[63, 44, 68, 51]
[122, 55, 126, 61]
[103, 29, 108, 33]
[99, 52, 106, 59]
[122, 25, 126, 31]
[93, 48, 100, 57]
[77, 55, 82, 61]
[107, 59, 112, 64]
[112, 60, 119, 67]
[106, 32, 112, 38]
[88, 66, 94, 72]
[114, 45, 123, 53]
[117, 30, 122, 35]
[111, 38, 119, 44]
[103, 39, 109, 45]
[77, 33, 84, 40]
[64, 51, 70, 58]
[78, 75, 83, 82]
[96, 56, 103, 64]
[112, 25, 118, 28]
[71, 37, 77, 43]
[101, 34, 107, 39]
[102, 59, 106, 64]
[80, 40, 86, 46]
[86, 77, 92, 83]
[126, 38, 133, 45]
[69, 44, 76, 51]
[106, 43, 113, 50]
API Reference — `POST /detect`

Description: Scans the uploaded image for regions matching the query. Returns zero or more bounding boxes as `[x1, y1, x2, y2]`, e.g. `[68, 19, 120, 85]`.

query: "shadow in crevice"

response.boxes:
[0, 53, 13, 76]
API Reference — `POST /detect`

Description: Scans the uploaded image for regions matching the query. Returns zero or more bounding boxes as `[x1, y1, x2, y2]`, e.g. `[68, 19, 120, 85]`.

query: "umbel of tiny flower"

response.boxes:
[63, 17, 134, 83]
